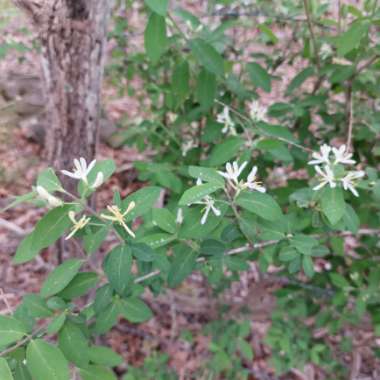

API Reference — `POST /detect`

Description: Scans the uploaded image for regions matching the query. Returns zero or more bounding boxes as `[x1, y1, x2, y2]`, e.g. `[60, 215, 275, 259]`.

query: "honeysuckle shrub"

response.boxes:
[1, 0, 380, 379]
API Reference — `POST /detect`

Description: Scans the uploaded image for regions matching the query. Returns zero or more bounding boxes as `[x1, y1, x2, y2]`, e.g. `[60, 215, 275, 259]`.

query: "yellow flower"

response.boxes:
[100, 202, 136, 238]
[66, 211, 90, 240]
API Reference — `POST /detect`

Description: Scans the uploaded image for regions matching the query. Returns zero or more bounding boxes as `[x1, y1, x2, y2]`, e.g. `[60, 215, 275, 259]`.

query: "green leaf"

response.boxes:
[94, 285, 113, 314]
[94, 301, 119, 334]
[258, 23, 278, 44]
[196, 69, 216, 110]
[179, 204, 227, 239]
[14, 361, 32, 380]
[172, 61, 190, 107]
[47, 314, 66, 335]
[58, 272, 98, 300]
[152, 208, 176, 233]
[130, 243, 156, 262]
[206, 137, 244, 166]
[330, 273, 350, 289]
[26, 340, 70, 380]
[236, 191, 282, 221]
[122, 187, 161, 222]
[83, 226, 108, 255]
[58, 321, 89, 368]
[190, 38, 224, 76]
[200, 239, 225, 258]
[321, 187, 346, 225]
[237, 339, 254, 361]
[145, 14, 167, 63]
[80, 365, 117, 380]
[23, 294, 53, 318]
[168, 247, 198, 288]
[336, 20, 369, 56]
[118, 298, 153, 323]
[144, 0, 168, 16]
[37, 168, 62, 192]
[0, 358, 14, 380]
[256, 123, 297, 143]
[188, 166, 224, 186]
[286, 67, 314, 95]
[278, 247, 298, 262]
[0, 316, 27, 347]
[138, 233, 175, 249]
[302, 256, 315, 278]
[290, 234, 318, 255]
[13, 205, 72, 264]
[103, 245, 132, 295]
[247, 62, 271, 92]
[179, 183, 222, 206]
[343, 204, 359, 233]
[40, 259, 83, 298]
[88, 346, 123, 367]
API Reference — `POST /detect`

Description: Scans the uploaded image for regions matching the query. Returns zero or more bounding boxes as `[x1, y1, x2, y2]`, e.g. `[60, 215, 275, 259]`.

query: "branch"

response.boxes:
[345, 82, 354, 151]
[303, 0, 321, 71]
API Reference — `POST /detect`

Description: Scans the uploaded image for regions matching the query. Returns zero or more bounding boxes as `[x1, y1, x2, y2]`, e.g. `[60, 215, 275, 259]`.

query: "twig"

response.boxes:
[345, 83, 354, 151]
[133, 228, 380, 286]
[303, 0, 321, 71]
[356, 55, 379, 74]
[0, 322, 48, 357]
[0, 218, 29, 236]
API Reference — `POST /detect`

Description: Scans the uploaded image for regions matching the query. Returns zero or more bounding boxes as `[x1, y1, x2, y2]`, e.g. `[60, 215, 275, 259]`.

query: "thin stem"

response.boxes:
[303, 0, 321, 71]
[0, 322, 48, 357]
[345, 83, 354, 151]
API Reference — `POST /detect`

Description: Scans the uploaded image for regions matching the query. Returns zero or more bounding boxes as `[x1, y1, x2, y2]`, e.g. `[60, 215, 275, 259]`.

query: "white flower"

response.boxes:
[218, 161, 266, 194]
[100, 202, 136, 238]
[182, 139, 197, 157]
[218, 161, 248, 188]
[320, 43, 333, 60]
[313, 165, 337, 191]
[65, 211, 90, 240]
[176, 208, 184, 225]
[91, 172, 104, 189]
[217, 106, 237, 136]
[36, 186, 63, 208]
[332, 145, 356, 165]
[61, 157, 96, 184]
[244, 166, 266, 193]
[308, 144, 332, 166]
[341, 170, 365, 197]
[248, 101, 267, 123]
[193, 196, 221, 225]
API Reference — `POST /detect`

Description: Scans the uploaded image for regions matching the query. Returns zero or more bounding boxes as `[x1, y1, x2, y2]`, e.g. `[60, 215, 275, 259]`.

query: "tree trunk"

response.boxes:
[13, 0, 110, 187]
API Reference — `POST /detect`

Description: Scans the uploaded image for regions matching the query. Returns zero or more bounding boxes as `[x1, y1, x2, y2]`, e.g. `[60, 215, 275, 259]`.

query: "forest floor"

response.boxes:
[0, 1, 379, 380]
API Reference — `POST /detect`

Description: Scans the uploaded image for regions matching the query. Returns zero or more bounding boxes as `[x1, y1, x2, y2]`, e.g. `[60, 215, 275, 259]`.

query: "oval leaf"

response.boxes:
[236, 191, 282, 221]
[40, 259, 83, 298]
[26, 340, 70, 380]
[0, 316, 27, 348]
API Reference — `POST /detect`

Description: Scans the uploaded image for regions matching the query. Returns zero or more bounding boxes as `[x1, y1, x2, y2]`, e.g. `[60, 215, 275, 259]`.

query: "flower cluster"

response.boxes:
[218, 161, 266, 194]
[248, 101, 267, 123]
[309, 144, 365, 197]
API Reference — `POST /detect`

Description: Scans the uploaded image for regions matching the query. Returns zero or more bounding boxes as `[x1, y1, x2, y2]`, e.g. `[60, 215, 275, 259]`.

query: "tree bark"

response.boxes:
[13, 0, 110, 186]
